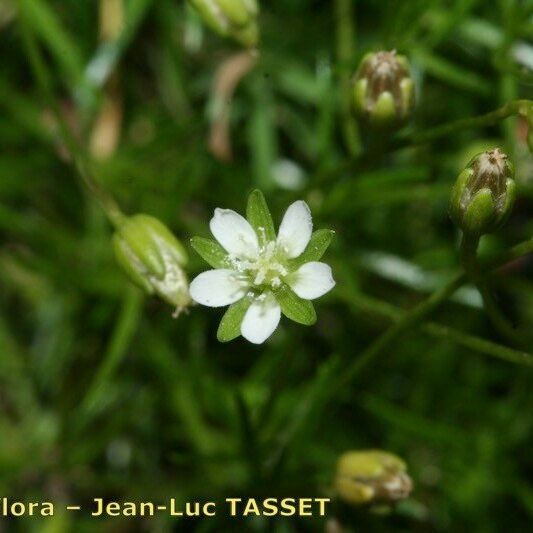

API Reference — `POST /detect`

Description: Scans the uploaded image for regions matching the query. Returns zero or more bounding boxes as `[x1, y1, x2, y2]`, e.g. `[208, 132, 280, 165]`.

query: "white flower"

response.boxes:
[190, 191, 335, 344]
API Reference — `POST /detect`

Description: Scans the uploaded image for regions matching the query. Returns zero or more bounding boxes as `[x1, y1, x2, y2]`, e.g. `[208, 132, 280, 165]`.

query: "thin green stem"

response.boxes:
[460, 234, 524, 346]
[343, 292, 533, 366]
[234, 392, 262, 483]
[393, 99, 532, 150]
[334, 0, 361, 157]
[498, 0, 519, 150]
[485, 237, 533, 268]
[339, 273, 466, 388]
[18, 9, 125, 228]
[339, 235, 533, 387]
[78, 287, 143, 423]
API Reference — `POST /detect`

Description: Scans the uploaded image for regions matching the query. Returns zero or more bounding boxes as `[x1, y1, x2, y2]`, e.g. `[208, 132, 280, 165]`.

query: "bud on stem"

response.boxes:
[353, 50, 415, 129]
[113, 214, 191, 313]
[449, 148, 516, 237]
[188, 0, 259, 47]
[334, 450, 413, 506]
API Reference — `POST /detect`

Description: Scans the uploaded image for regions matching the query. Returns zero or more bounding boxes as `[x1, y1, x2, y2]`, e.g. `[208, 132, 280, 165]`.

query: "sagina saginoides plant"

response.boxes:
[190, 190, 335, 344]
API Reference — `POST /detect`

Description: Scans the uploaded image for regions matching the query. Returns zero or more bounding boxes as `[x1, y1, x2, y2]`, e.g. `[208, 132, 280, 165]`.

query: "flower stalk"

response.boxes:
[339, 235, 533, 390]
[450, 148, 522, 345]
[393, 99, 533, 150]
[459, 235, 524, 347]
[335, 0, 361, 157]
[20, 14, 191, 311]
[19, 8, 125, 228]
[335, 279, 533, 366]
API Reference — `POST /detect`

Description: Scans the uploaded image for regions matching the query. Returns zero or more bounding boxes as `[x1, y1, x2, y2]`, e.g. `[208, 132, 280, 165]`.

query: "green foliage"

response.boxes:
[217, 294, 254, 342]
[190, 236, 230, 268]
[246, 189, 277, 245]
[0, 0, 532, 531]
[289, 229, 335, 269]
[274, 283, 317, 325]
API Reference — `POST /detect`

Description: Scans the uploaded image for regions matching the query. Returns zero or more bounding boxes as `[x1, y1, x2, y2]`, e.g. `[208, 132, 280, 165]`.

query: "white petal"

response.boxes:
[241, 294, 281, 344]
[277, 200, 312, 258]
[287, 261, 335, 300]
[209, 208, 259, 259]
[190, 269, 248, 307]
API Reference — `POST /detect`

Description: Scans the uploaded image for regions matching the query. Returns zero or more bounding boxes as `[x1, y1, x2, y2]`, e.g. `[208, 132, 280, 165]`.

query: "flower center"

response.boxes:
[230, 241, 288, 289]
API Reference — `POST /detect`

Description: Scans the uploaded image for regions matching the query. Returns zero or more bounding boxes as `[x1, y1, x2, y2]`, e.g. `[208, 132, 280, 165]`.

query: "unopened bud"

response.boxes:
[188, 0, 259, 48]
[113, 214, 191, 312]
[335, 450, 413, 505]
[353, 50, 415, 128]
[450, 148, 516, 237]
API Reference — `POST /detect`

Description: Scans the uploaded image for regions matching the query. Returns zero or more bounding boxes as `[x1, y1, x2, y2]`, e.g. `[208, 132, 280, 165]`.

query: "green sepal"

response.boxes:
[246, 189, 276, 246]
[116, 216, 165, 279]
[189, 0, 230, 35]
[218, 0, 250, 26]
[188, 0, 259, 47]
[143, 215, 188, 265]
[115, 214, 188, 280]
[112, 235, 155, 295]
[217, 293, 254, 342]
[353, 79, 367, 115]
[463, 188, 496, 236]
[113, 214, 191, 309]
[232, 21, 259, 48]
[372, 91, 396, 125]
[289, 229, 334, 270]
[274, 283, 316, 325]
[190, 237, 229, 268]
[359, 52, 374, 68]
[495, 178, 517, 227]
[449, 168, 473, 224]
[399, 77, 415, 117]
[243, 0, 258, 16]
[395, 54, 411, 70]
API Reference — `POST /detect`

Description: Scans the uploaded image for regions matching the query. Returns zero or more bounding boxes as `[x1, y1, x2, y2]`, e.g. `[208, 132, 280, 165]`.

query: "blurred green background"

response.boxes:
[1, 0, 532, 531]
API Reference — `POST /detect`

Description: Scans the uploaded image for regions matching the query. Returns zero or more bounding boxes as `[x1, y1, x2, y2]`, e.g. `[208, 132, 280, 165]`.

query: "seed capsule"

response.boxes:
[353, 50, 415, 128]
[335, 450, 413, 505]
[188, 0, 259, 47]
[113, 214, 191, 312]
[449, 148, 516, 236]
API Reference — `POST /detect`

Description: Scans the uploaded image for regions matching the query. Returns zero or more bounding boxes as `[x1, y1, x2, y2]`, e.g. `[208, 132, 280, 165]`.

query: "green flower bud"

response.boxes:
[188, 0, 259, 48]
[353, 50, 415, 128]
[113, 214, 191, 312]
[334, 450, 413, 506]
[450, 148, 516, 237]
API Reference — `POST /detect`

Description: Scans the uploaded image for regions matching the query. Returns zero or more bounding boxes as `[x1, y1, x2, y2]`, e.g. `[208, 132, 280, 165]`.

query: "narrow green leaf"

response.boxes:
[248, 76, 278, 189]
[412, 48, 490, 96]
[275, 284, 316, 325]
[217, 296, 253, 342]
[289, 229, 334, 269]
[19, 0, 85, 88]
[85, 0, 153, 88]
[190, 237, 229, 268]
[246, 189, 276, 245]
